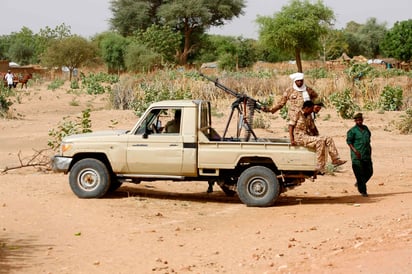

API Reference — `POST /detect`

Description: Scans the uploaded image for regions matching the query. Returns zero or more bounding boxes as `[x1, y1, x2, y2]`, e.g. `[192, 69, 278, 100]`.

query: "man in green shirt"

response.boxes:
[346, 113, 373, 197]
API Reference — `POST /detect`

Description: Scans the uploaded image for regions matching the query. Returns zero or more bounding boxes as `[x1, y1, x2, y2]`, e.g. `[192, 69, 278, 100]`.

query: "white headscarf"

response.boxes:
[290, 72, 310, 101]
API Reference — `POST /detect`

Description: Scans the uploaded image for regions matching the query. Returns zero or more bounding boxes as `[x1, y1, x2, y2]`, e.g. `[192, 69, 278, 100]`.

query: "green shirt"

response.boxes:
[346, 125, 372, 161]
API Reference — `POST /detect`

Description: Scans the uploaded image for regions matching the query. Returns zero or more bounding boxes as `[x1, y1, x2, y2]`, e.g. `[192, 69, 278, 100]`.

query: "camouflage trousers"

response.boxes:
[296, 135, 340, 171]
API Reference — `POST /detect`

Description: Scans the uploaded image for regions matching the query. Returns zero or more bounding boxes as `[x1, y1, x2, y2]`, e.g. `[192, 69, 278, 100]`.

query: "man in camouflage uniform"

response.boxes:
[264, 72, 318, 123]
[289, 101, 346, 175]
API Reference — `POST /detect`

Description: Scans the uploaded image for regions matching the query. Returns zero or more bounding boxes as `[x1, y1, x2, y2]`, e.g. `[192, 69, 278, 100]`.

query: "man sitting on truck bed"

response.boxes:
[289, 100, 346, 175]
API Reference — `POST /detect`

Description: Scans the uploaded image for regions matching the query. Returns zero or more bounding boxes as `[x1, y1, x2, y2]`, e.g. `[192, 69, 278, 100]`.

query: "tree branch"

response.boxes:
[1, 149, 53, 174]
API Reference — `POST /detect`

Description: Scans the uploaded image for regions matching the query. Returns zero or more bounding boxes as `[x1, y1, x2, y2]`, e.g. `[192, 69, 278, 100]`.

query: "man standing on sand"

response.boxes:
[347, 113, 373, 197]
[4, 70, 14, 89]
[263, 72, 318, 122]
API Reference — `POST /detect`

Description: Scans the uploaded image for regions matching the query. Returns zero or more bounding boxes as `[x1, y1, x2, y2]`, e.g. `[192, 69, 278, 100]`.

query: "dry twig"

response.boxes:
[1, 148, 53, 174]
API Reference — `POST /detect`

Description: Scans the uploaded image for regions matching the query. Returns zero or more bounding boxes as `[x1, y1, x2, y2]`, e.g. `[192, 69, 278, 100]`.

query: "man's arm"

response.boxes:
[348, 143, 361, 159]
[264, 89, 290, 114]
[288, 125, 296, 146]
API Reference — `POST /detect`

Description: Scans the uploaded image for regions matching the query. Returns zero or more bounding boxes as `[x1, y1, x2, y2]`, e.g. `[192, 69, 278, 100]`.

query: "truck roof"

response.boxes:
[149, 100, 202, 108]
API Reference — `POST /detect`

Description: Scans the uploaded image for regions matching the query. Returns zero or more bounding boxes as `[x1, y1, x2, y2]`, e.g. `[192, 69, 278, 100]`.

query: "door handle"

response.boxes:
[132, 144, 148, 147]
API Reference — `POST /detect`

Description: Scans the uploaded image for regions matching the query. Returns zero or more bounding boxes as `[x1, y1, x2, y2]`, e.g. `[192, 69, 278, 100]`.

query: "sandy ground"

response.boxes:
[1, 83, 412, 274]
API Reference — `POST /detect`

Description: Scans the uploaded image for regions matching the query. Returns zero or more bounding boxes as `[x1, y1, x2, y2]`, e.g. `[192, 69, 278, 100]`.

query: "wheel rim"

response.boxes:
[247, 177, 268, 198]
[77, 168, 101, 191]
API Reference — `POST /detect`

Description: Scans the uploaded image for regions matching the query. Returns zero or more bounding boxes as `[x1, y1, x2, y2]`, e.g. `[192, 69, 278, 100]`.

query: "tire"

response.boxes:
[69, 158, 111, 198]
[237, 166, 280, 207]
[219, 184, 236, 197]
[108, 178, 123, 192]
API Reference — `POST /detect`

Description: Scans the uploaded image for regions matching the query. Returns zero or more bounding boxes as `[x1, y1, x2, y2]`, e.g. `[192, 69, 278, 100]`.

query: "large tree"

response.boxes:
[41, 36, 97, 80]
[109, 0, 245, 65]
[344, 18, 387, 58]
[381, 19, 412, 62]
[256, 0, 334, 72]
[320, 29, 348, 61]
[97, 32, 128, 73]
[357, 18, 387, 58]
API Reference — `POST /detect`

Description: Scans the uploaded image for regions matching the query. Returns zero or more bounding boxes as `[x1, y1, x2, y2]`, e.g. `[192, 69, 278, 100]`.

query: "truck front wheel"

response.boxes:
[69, 158, 111, 198]
[237, 166, 280, 207]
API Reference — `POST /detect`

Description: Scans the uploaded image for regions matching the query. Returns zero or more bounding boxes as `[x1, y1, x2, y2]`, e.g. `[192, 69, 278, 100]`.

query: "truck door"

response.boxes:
[126, 108, 184, 175]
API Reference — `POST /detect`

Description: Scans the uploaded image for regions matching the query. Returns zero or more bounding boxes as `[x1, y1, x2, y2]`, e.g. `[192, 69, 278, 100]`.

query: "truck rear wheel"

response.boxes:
[69, 158, 111, 198]
[237, 166, 280, 207]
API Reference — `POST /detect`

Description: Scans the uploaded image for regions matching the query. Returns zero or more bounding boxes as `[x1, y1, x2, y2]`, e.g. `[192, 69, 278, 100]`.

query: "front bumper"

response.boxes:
[51, 156, 72, 173]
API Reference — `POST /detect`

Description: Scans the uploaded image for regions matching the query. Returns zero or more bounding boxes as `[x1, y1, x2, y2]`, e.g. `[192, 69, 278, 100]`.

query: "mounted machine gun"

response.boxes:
[199, 73, 263, 141]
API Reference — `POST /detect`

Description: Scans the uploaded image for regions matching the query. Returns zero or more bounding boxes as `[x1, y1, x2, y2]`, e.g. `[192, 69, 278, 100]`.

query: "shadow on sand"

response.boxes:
[106, 184, 412, 207]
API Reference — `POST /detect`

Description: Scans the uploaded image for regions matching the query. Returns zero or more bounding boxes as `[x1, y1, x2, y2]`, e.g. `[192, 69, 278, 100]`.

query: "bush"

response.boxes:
[329, 88, 359, 119]
[48, 109, 92, 150]
[305, 67, 329, 79]
[397, 109, 412, 134]
[81, 72, 119, 95]
[131, 82, 192, 116]
[379, 85, 403, 111]
[344, 63, 377, 81]
[47, 79, 65, 91]
[110, 76, 136, 110]
[0, 94, 13, 117]
[70, 80, 80, 89]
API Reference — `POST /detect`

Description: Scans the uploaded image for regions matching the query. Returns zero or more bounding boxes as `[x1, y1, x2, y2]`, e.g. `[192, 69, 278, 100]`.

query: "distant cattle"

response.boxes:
[17, 73, 32, 89]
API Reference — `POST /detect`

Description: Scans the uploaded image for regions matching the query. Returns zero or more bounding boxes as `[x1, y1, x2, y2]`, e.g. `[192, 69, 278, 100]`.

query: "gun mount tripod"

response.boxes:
[200, 73, 262, 141]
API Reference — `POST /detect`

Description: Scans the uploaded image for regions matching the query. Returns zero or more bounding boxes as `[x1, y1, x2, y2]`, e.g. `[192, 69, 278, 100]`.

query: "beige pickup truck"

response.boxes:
[52, 100, 317, 207]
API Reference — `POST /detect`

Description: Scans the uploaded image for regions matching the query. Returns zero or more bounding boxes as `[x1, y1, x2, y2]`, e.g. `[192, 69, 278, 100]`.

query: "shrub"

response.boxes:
[0, 87, 13, 117]
[379, 85, 403, 111]
[70, 80, 80, 89]
[329, 88, 359, 119]
[397, 109, 412, 134]
[344, 63, 377, 81]
[0, 95, 13, 117]
[131, 82, 192, 116]
[48, 109, 92, 150]
[81, 72, 119, 95]
[305, 67, 329, 79]
[47, 79, 65, 91]
[110, 76, 136, 110]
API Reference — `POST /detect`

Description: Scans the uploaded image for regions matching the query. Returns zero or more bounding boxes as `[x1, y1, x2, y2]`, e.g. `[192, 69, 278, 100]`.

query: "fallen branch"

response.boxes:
[1, 148, 53, 174]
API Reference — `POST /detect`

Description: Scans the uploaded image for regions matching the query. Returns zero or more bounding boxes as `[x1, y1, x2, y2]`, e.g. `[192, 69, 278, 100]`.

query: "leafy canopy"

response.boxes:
[41, 36, 97, 80]
[257, 0, 334, 72]
[109, 0, 245, 65]
[381, 19, 412, 62]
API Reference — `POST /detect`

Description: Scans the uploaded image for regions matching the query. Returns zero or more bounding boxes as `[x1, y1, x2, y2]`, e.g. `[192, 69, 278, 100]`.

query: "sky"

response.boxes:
[1, 0, 411, 39]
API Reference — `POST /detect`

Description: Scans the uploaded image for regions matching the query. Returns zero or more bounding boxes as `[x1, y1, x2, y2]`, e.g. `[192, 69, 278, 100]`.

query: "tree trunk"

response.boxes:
[295, 48, 303, 72]
[179, 23, 192, 65]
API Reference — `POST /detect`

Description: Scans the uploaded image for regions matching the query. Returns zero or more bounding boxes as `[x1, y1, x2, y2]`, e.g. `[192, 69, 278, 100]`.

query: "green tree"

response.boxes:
[41, 36, 97, 80]
[109, 0, 161, 36]
[343, 18, 387, 58]
[257, 0, 334, 72]
[343, 21, 363, 57]
[35, 23, 72, 60]
[194, 34, 256, 70]
[381, 19, 412, 62]
[0, 24, 72, 64]
[124, 42, 161, 72]
[134, 25, 181, 64]
[320, 29, 348, 61]
[7, 27, 36, 65]
[98, 32, 128, 73]
[109, 0, 245, 65]
[358, 18, 387, 58]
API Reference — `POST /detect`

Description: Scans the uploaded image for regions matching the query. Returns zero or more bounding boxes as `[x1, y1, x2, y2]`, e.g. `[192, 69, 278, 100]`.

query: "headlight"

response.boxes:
[61, 142, 73, 154]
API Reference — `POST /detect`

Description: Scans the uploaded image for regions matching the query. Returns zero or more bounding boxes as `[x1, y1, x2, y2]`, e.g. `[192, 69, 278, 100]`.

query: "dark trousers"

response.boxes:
[352, 160, 373, 194]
